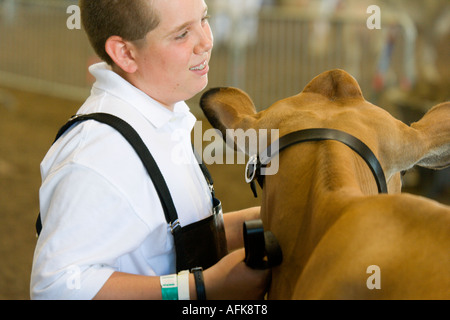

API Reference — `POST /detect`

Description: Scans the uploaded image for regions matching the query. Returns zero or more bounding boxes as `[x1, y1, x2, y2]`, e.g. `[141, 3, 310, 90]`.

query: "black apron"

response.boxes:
[36, 113, 228, 272]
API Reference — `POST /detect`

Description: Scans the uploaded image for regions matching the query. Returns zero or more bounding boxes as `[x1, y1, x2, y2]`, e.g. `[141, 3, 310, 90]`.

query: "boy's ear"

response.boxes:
[105, 36, 138, 73]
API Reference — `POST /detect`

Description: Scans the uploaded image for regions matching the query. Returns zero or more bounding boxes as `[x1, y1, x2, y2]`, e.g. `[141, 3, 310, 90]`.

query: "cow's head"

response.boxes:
[200, 69, 450, 193]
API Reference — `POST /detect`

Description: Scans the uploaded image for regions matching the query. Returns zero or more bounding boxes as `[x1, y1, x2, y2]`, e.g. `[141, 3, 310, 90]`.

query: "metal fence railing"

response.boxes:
[0, 1, 417, 108]
[0, 0, 95, 101]
[207, 6, 417, 109]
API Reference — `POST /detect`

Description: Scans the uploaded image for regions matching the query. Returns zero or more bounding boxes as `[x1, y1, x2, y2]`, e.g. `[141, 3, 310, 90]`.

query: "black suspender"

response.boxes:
[36, 113, 212, 236]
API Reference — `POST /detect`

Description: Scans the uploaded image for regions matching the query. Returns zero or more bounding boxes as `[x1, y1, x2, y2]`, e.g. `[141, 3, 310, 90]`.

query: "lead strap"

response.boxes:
[191, 267, 206, 300]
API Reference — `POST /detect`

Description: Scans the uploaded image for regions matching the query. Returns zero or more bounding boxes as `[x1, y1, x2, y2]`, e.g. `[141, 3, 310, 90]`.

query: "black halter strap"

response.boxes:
[245, 128, 388, 196]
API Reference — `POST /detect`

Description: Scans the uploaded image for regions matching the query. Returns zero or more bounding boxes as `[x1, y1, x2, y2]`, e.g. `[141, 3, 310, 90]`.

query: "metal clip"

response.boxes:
[245, 154, 259, 184]
[68, 114, 82, 121]
[245, 155, 260, 198]
[170, 219, 181, 234]
[208, 183, 215, 196]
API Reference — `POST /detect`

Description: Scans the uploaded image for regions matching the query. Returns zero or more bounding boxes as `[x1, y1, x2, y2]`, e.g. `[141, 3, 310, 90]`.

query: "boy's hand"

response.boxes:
[204, 249, 271, 300]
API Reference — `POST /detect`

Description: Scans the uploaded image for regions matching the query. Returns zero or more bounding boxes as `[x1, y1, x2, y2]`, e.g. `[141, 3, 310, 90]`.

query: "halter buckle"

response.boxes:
[245, 154, 259, 184]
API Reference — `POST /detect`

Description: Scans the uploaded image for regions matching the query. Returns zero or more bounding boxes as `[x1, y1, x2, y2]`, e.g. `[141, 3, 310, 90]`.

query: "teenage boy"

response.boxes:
[31, 0, 270, 300]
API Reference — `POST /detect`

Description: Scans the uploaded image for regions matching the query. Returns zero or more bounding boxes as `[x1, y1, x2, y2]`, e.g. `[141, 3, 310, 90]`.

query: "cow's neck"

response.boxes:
[262, 141, 379, 299]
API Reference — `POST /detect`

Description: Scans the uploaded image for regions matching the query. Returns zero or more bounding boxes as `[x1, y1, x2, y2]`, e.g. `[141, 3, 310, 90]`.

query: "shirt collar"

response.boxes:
[89, 62, 192, 130]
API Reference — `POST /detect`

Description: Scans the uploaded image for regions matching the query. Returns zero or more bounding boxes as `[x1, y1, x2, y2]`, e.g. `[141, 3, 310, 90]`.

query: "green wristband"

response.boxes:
[160, 274, 178, 300]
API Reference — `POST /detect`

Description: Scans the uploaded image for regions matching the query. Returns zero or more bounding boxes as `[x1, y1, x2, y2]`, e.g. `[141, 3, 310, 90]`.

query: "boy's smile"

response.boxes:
[190, 60, 209, 76]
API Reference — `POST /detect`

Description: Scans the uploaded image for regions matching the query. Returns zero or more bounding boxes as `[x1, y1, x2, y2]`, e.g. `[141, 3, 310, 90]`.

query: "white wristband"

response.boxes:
[177, 270, 190, 300]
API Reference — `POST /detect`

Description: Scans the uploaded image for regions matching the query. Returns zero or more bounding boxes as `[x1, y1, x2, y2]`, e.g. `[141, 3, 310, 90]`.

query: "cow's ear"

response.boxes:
[302, 69, 364, 101]
[409, 102, 450, 169]
[200, 87, 258, 137]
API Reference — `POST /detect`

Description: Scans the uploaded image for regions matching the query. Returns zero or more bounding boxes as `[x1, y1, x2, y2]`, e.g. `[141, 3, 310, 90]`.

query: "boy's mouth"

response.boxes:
[189, 60, 207, 71]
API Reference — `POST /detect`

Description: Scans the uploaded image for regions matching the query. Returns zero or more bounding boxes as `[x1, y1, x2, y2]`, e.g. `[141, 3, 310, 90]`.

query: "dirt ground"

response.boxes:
[0, 84, 448, 300]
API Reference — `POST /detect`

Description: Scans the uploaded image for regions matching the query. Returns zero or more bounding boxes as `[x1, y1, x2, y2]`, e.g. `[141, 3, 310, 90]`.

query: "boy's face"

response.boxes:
[128, 0, 213, 109]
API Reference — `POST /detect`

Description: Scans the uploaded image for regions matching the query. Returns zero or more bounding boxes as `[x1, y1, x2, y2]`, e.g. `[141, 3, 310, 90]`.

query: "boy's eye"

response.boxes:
[202, 15, 211, 23]
[176, 31, 189, 40]
[175, 14, 211, 40]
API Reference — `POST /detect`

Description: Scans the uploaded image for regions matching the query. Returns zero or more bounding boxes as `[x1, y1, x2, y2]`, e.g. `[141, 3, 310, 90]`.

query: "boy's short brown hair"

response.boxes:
[79, 0, 160, 65]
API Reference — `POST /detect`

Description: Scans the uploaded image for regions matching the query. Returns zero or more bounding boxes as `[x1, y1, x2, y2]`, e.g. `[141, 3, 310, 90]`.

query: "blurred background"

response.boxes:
[0, 0, 449, 299]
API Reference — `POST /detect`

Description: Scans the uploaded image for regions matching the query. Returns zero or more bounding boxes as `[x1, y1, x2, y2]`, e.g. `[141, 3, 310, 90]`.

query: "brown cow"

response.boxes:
[200, 69, 450, 300]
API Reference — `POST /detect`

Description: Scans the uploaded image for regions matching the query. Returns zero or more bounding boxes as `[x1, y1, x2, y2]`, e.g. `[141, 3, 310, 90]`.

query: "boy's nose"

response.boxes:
[195, 27, 213, 55]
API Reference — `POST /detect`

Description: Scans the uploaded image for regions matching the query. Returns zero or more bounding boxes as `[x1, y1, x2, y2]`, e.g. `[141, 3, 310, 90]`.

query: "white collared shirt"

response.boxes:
[30, 63, 213, 300]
